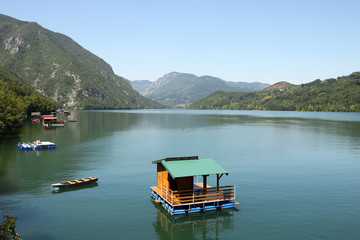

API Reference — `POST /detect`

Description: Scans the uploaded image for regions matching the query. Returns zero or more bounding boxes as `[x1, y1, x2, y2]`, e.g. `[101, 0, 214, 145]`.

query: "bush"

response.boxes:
[0, 216, 21, 240]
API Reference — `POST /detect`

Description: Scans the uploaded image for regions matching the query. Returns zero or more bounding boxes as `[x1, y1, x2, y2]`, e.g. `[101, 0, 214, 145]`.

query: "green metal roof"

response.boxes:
[152, 157, 228, 178]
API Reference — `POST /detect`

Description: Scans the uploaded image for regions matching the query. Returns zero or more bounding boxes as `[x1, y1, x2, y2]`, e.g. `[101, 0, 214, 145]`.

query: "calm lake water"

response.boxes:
[1, 110, 360, 240]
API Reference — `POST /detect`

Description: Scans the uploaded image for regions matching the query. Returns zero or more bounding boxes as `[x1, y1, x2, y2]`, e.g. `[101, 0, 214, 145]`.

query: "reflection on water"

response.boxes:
[152, 200, 236, 240]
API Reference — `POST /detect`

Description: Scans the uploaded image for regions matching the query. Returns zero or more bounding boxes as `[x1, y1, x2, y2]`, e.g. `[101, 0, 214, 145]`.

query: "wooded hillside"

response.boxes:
[188, 72, 360, 112]
[0, 66, 57, 134]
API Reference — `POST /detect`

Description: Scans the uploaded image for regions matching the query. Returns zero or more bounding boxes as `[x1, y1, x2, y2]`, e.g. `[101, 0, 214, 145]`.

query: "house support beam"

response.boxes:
[202, 175, 209, 199]
[202, 175, 209, 188]
[216, 173, 224, 191]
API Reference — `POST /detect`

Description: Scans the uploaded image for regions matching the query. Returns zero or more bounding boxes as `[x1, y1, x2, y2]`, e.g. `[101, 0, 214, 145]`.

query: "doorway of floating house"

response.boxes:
[194, 175, 217, 187]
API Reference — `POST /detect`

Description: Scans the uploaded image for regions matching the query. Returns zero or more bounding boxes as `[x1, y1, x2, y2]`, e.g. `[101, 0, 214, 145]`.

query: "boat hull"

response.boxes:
[51, 177, 98, 190]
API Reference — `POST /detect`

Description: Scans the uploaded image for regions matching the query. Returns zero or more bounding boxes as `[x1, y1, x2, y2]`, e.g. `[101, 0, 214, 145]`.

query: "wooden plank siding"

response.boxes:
[157, 163, 194, 191]
[157, 163, 169, 190]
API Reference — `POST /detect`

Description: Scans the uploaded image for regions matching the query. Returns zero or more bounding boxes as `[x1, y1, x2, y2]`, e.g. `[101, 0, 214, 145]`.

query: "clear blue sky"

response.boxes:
[2, 0, 360, 84]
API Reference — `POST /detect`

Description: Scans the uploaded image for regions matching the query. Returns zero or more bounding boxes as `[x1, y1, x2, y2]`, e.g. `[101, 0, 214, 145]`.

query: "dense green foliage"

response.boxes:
[0, 216, 21, 240]
[0, 66, 57, 134]
[188, 72, 360, 112]
[131, 72, 269, 108]
[0, 14, 164, 109]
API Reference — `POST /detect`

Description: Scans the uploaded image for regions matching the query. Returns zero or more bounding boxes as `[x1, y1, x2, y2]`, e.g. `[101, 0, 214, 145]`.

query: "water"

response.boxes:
[1, 110, 360, 240]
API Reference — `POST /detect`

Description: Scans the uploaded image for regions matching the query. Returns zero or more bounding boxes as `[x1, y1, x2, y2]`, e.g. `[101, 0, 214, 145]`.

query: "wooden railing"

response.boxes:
[159, 184, 235, 206]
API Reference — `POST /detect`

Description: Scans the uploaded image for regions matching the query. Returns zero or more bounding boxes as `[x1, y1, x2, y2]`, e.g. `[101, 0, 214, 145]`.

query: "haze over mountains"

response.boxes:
[131, 72, 269, 107]
[0, 14, 163, 109]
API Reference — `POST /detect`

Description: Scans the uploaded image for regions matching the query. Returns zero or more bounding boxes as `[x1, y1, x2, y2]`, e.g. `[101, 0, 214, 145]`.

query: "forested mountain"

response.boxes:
[188, 72, 360, 112]
[0, 66, 57, 134]
[0, 14, 164, 109]
[130, 72, 269, 107]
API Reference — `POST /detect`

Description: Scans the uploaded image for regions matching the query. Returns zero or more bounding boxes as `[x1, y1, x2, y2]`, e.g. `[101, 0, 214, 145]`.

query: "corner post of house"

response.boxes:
[234, 184, 236, 200]
[203, 174, 208, 201]
[171, 190, 173, 205]
[217, 173, 224, 199]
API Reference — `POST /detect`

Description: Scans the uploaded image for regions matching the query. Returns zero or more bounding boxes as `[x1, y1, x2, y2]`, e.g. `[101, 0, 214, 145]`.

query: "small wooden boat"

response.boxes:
[51, 177, 98, 191]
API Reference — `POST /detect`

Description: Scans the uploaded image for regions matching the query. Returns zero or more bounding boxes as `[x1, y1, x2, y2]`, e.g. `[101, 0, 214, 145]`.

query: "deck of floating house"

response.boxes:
[151, 156, 237, 215]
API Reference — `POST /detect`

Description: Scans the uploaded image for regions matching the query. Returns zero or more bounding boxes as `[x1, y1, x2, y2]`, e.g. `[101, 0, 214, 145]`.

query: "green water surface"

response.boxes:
[0, 110, 360, 240]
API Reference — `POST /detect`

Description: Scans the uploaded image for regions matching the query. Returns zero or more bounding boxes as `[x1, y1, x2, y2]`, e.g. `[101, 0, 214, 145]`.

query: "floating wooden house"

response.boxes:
[151, 156, 237, 215]
[42, 115, 65, 127]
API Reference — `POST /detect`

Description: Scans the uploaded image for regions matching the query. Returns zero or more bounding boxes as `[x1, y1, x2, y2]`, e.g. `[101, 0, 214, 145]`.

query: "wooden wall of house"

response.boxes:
[176, 176, 194, 190]
[157, 163, 169, 189]
[157, 163, 194, 191]
[168, 175, 178, 191]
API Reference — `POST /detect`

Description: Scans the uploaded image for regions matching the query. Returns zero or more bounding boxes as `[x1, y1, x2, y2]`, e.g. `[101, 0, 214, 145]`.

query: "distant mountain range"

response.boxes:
[3, 14, 357, 113]
[0, 14, 164, 109]
[188, 72, 360, 112]
[131, 72, 269, 107]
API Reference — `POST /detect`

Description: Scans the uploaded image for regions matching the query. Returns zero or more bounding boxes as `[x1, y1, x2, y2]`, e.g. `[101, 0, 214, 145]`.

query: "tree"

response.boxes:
[0, 216, 21, 240]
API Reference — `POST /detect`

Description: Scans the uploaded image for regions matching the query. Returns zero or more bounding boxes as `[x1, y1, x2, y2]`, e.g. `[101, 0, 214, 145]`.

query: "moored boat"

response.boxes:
[51, 177, 98, 191]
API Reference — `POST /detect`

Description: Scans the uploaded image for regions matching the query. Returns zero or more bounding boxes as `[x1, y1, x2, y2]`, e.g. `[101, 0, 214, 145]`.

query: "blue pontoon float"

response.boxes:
[18, 140, 56, 151]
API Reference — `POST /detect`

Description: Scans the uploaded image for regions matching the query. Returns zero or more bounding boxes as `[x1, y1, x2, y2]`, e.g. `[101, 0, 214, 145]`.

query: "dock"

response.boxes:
[18, 140, 56, 150]
[33, 140, 56, 149]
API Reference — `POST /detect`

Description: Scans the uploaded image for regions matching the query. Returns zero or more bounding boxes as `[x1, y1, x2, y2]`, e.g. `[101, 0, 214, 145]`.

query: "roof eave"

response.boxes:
[151, 159, 164, 164]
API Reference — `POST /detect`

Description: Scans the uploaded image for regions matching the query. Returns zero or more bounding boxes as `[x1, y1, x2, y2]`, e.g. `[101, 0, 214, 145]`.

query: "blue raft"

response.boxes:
[18, 140, 56, 151]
